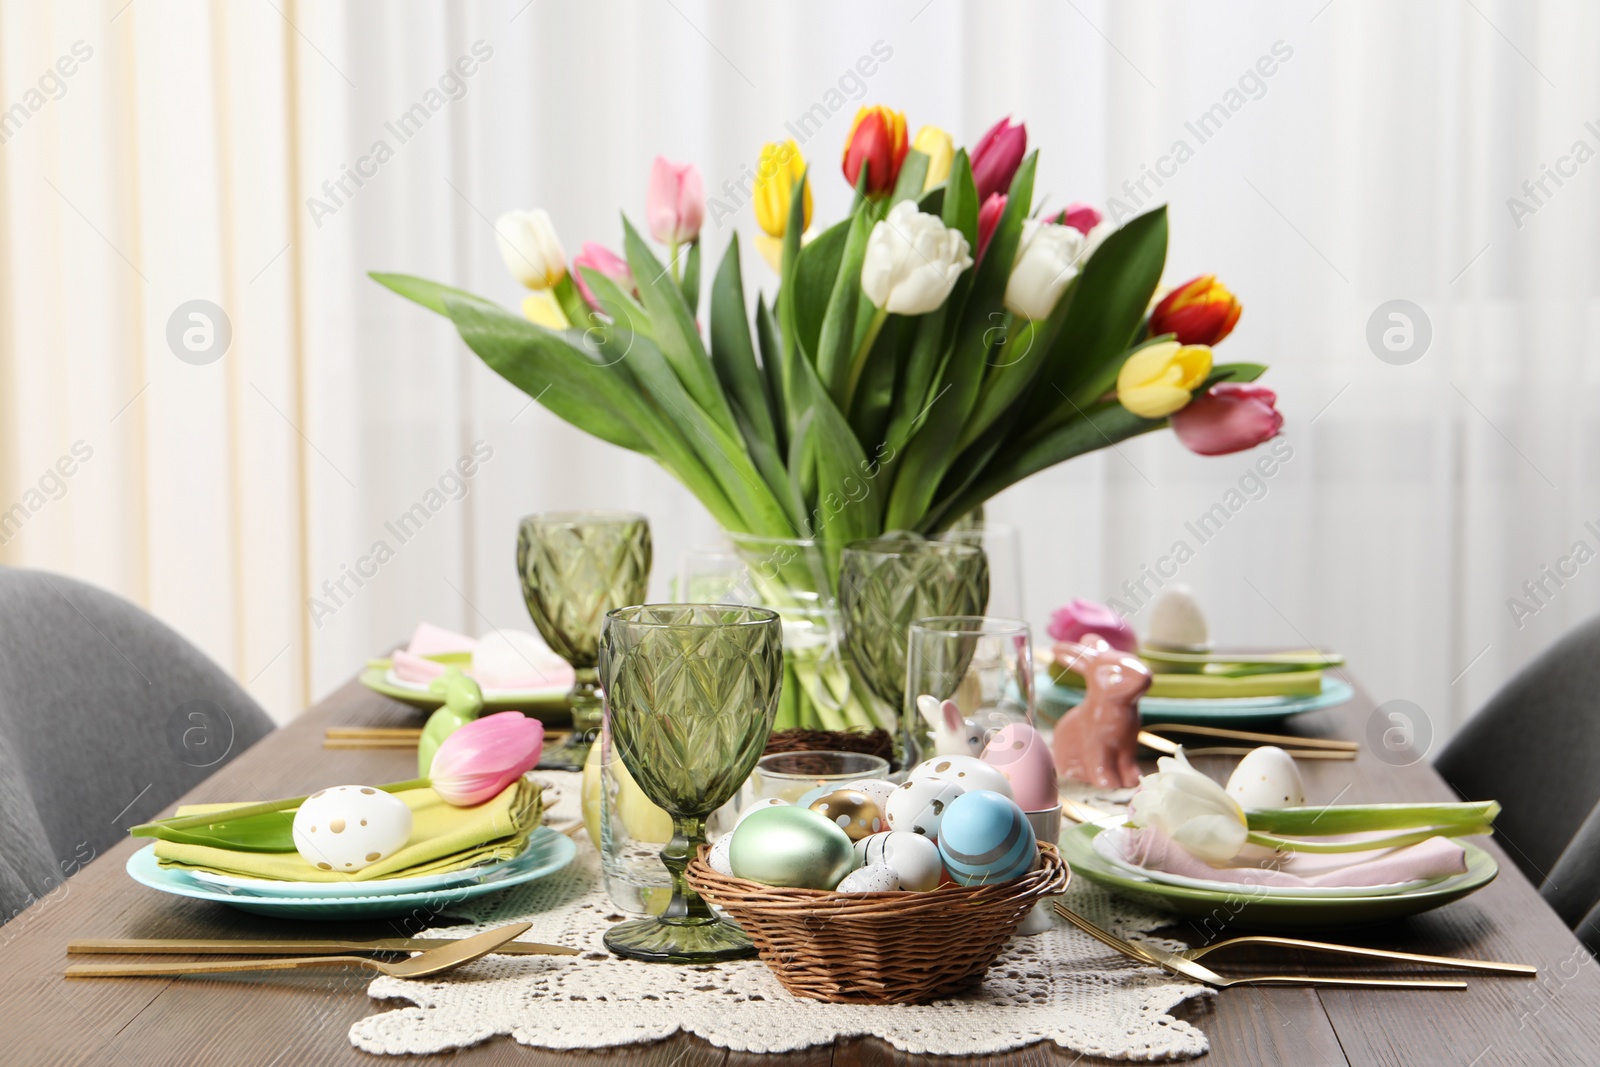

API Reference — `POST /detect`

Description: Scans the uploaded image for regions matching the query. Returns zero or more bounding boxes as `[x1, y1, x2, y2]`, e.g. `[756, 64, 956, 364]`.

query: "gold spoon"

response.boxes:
[65, 922, 532, 979]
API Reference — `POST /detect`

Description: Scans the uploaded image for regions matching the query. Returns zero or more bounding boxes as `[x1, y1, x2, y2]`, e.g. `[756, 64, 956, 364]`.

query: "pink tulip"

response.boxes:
[571, 241, 635, 311]
[647, 156, 704, 245]
[1171, 382, 1283, 456]
[1059, 201, 1103, 236]
[1048, 599, 1138, 652]
[977, 193, 1006, 263]
[428, 711, 543, 806]
[971, 117, 1027, 201]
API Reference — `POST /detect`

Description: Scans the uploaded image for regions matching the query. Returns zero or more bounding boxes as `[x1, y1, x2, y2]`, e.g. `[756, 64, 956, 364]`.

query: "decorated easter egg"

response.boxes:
[292, 785, 413, 873]
[707, 834, 735, 876]
[1226, 746, 1306, 809]
[854, 829, 944, 891]
[794, 785, 834, 809]
[729, 806, 857, 889]
[937, 789, 1037, 886]
[843, 777, 897, 814]
[884, 777, 965, 839]
[910, 754, 1015, 801]
[980, 723, 1059, 811]
[807, 789, 884, 841]
[836, 863, 901, 893]
[735, 796, 792, 826]
[1147, 584, 1208, 651]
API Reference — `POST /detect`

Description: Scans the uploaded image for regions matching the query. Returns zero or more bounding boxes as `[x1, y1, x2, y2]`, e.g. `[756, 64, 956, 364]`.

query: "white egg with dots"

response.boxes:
[292, 785, 412, 873]
[909, 754, 1014, 800]
[884, 777, 964, 840]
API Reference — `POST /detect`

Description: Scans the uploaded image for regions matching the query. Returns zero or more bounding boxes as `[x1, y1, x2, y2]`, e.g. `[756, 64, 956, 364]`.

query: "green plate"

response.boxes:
[1059, 821, 1498, 931]
[360, 651, 571, 722]
[1037, 673, 1354, 726]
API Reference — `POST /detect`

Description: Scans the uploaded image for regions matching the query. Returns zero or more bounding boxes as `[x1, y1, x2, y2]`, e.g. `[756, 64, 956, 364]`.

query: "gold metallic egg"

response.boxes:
[807, 788, 885, 842]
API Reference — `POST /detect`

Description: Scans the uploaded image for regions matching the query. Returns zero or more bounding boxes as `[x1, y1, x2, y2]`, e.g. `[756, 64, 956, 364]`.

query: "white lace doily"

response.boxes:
[351, 773, 1210, 1061]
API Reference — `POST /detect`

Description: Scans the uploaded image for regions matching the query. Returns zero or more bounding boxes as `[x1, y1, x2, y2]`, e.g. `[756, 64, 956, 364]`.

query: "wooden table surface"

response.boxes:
[4, 673, 1599, 1066]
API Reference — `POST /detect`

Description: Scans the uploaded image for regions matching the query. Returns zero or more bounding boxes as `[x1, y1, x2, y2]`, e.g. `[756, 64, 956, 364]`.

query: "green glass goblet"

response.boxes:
[838, 537, 990, 725]
[598, 604, 783, 963]
[517, 511, 652, 769]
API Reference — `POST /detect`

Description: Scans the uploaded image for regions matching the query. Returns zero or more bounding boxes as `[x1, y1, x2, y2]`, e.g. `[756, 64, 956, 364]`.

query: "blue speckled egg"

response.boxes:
[936, 789, 1036, 886]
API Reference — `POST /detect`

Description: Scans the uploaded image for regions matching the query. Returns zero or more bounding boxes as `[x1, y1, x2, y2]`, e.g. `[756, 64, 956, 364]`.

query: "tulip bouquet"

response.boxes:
[129, 712, 543, 851]
[371, 107, 1278, 730]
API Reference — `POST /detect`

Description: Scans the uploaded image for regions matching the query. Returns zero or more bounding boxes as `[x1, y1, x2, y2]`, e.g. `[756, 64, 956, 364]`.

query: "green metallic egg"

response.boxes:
[728, 805, 857, 889]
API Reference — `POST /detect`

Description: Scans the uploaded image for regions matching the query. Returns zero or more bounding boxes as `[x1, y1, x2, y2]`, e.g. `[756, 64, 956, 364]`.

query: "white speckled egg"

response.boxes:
[1226, 747, 1306, 809]
[735, 796, 791, 826]
[707, 834, 735, 875]
[854, 829, 944, 891]
[884, 777, 965, 839]
[836, 863, 901, 893]
[292, 785, 412, 873]
[910, 754, 1014, 801]
[843, 778, 897, 813]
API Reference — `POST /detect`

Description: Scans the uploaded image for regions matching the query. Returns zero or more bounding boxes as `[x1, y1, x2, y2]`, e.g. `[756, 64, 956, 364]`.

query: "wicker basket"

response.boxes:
[686, 842, 1070, 1004]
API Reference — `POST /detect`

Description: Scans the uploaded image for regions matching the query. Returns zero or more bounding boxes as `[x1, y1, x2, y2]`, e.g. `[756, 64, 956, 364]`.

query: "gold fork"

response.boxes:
[1142, 723, 1359, 752]
[1180, 934, 1533, 975]
[1137, 731, 1356, 761]
[1052, 903, 1466, 990]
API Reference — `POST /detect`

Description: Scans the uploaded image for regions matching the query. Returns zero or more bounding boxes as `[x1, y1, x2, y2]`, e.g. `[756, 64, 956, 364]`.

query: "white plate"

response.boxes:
[1091, 829, 1446, 899]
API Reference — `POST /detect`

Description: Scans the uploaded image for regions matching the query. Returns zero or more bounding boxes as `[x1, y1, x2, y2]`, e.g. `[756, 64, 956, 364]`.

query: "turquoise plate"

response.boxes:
[1038, 674, 1355, 725]
[1059, 820, 1498, 931]
[127, 827, 576, 920]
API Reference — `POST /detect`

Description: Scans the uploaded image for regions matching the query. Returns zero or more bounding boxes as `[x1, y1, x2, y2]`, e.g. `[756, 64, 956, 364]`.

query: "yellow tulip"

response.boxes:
[753, 139, 811, 239]
[521, 291, 569, 330]
[911, 124, 954, 190]
[1116, 341, 1213, 419]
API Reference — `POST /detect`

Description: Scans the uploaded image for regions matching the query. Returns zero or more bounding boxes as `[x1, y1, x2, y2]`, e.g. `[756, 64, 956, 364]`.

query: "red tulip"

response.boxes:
[1171, 383, 1283, 456]
[1058, 201, 1103, 236]
[841, 105, 908, 197]
[571, 242, 634, 311]
[971, 116, 1027, 201]
[977, 193, 1006, 262]
[1150, 274, 1242, 346]
[428, 712, 543, 805]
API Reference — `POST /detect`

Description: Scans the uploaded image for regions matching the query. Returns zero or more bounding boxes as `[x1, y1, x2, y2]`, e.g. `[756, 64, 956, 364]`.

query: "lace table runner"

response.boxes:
[351, 773, 1209, 1061]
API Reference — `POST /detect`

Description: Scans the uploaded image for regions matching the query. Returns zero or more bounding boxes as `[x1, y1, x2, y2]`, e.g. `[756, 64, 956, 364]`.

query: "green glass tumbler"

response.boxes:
[598, 604, 783, 963]
[517, 511, 652, 769]
[838, 537, 990, 724]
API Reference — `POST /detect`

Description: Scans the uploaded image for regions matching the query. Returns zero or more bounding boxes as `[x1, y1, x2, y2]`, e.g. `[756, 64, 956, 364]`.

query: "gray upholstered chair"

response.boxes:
[0, 568, 274, 923]
[1434, 613, 1600, 950]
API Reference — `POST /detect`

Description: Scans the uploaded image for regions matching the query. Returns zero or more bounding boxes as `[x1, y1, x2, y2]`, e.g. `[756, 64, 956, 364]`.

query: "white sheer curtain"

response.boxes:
[1, 0, 1595, 743]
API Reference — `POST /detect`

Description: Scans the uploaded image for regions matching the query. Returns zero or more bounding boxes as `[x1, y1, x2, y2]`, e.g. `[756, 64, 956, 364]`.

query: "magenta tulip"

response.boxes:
[971, 116, 1027, 201]
[977, 193, 1006, 263]
[1048, 598, 1138, 652]
[1058, 201, 1103, 236]
[1171, 382, 1284, 456]
[646, 156, 704, 245]
[572, 241, 635, 311]
[428, 711, 543, 806]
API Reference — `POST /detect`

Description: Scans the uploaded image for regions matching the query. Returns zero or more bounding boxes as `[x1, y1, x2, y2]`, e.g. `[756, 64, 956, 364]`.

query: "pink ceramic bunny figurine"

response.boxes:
[1051, 636, 1150, 789]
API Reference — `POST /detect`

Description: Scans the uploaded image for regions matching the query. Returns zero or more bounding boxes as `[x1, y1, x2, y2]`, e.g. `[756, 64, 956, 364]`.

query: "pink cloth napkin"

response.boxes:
[1104, 825, 1467, 889]
[406, 622, 478, 657]
[391, 648, 450, 685]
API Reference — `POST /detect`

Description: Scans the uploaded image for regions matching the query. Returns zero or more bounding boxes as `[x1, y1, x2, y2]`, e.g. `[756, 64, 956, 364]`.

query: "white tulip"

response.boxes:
[1079, 219, 1116, 263]
[860, 200, 972, 315]
[495, 209, 567, 289]
[1126, 749, 1248, 865]
[1003, 219, 1085, 320]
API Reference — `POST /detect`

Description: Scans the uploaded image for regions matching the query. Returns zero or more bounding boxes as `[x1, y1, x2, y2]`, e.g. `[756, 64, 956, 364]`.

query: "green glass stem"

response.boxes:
[658, 815, 717, 925]
[567, 666, 602, 741]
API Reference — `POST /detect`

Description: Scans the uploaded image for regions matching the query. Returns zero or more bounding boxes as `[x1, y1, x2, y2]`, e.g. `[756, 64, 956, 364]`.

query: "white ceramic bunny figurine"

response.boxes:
[916, 694, 984, 756]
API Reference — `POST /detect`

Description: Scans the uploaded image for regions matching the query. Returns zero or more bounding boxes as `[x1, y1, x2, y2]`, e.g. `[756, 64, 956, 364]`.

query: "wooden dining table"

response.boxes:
[4, 669, 1599, 1066]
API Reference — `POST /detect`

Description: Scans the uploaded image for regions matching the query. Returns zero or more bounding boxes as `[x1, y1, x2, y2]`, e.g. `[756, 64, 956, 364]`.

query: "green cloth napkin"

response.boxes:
[153, 778, 542, 882]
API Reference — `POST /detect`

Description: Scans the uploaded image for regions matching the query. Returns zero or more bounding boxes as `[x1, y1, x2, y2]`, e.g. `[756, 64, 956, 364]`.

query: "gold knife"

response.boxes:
[68, 937, 578, 957]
